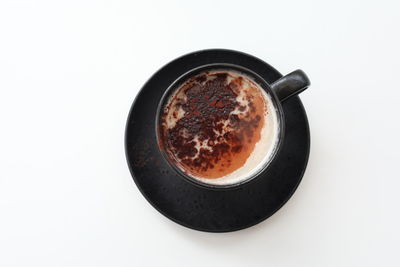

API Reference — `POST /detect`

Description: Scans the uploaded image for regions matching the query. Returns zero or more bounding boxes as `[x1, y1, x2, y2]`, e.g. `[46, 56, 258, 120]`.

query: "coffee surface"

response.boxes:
[159, 70, 275, 182]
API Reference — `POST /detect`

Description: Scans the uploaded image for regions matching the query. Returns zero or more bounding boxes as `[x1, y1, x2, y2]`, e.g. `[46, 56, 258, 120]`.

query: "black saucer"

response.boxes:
[125, 49, 310, 232]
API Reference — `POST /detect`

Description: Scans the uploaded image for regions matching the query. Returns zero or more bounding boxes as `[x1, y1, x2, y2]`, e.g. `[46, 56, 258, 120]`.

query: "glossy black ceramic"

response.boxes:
[125, 49, 310, 232]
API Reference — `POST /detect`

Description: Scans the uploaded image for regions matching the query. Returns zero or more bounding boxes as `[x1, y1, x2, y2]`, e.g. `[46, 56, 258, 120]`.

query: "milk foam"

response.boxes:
[163, 70, 280, 186]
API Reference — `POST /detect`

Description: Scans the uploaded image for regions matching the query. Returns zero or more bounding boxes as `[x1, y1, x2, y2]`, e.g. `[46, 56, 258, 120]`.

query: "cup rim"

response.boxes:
[155, 63, 286, 190]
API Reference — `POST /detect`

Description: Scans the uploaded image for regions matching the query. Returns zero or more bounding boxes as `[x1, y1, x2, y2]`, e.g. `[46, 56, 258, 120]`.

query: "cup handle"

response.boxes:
[270, 69, 310, 102]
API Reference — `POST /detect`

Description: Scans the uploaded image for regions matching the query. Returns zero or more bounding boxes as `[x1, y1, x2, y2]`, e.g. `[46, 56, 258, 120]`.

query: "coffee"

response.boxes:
[158, 70, 279, 185]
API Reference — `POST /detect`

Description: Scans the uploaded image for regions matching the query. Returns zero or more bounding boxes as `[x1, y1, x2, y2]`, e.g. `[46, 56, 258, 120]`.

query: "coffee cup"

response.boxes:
[156, 63, 309, 188]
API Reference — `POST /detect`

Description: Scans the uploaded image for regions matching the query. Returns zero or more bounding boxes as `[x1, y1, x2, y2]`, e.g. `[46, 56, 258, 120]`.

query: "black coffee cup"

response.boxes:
[156, 63, 310, 189]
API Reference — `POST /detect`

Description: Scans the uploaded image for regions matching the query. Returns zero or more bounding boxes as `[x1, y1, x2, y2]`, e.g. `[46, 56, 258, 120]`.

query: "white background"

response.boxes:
[0, 0, 399, 266]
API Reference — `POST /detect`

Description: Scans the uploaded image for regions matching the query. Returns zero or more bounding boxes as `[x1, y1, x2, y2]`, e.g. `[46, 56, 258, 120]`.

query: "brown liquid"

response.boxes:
[159, 71, 267, 179]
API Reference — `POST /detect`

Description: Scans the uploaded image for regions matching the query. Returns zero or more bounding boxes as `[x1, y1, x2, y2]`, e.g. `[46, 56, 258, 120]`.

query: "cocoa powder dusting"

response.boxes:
[160, 71, 266, 179]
